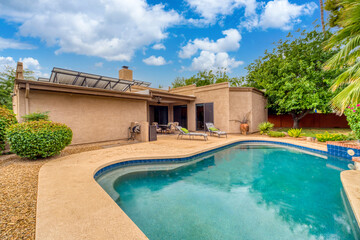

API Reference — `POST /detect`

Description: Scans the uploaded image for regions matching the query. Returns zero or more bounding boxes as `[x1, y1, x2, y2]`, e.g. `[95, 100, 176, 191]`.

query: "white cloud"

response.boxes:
[94, 62, 103, 68]
[152, 43, 166, 50]
[179, 29, 241, 59]
[20, 57, 41, 70]
[143, 55, 168, 66]
[0, 57, 16, 72]
[0, 0, 182, 61]
[241, 0, 317, 30]
[179, 29, 243, 72]
[0, 37, 34, 51]
[186, 0, 257, 25]
[0, 56, 48, 78]
[191, 51, 243, 72]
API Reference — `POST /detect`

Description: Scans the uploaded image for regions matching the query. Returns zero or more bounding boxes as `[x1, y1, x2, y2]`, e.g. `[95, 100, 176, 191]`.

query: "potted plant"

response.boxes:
[232, 112, 250, 135]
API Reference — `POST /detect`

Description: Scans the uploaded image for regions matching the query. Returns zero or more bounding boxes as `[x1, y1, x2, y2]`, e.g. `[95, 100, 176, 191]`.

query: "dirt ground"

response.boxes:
[0, 139, 136, 240]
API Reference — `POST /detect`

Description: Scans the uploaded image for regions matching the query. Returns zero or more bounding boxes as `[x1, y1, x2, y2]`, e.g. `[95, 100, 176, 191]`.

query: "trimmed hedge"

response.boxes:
[6, 120, 72, 159]
[0, 106, 17, 152]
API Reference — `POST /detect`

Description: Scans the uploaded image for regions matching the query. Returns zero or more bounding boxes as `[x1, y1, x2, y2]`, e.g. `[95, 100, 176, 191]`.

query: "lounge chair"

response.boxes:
[176, 126, 208, 141]
[205, 122, 227, 138]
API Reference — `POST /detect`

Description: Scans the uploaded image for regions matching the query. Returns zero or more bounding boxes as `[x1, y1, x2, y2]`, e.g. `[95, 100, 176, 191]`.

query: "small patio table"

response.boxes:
[158, 124, 169, 134]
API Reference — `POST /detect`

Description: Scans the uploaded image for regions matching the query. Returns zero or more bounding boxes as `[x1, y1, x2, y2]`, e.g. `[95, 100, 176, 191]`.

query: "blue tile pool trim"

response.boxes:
[327, 143, 360, 160]
[94, 140, 333, 179]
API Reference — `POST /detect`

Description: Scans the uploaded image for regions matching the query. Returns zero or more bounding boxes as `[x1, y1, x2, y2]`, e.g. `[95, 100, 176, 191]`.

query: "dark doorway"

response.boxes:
[173, 105, 187, 128]
[196, 103, 214, 130]
[149, 106, 168, 124]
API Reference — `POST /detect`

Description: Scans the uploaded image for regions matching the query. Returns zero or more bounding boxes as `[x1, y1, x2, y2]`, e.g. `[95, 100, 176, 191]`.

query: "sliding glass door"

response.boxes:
[173, 105, 187, 128]
[196, 103, 214, 130]
[149, 105, 168, 125]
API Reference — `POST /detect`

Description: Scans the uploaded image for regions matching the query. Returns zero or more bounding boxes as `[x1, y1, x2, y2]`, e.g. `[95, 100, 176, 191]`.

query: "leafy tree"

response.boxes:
[246, 29, 341, 128]
[171, 69, 245, 88]
[324, 0, 360, 112]
[320, 0, 326, 33]
[0, 66, 35, 109]
[325, 0, 344, 28]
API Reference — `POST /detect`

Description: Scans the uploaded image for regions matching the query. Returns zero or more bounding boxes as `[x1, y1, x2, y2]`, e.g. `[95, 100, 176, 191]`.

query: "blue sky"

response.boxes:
[0, 0, 322, 87]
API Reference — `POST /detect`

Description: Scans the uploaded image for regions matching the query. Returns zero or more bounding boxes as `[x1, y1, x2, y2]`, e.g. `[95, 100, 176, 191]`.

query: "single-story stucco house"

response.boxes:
[12, 62, 267, 144]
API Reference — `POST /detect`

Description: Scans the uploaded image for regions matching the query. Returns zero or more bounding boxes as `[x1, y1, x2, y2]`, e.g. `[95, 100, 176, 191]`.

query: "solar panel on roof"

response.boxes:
[37, 67, 151, 92]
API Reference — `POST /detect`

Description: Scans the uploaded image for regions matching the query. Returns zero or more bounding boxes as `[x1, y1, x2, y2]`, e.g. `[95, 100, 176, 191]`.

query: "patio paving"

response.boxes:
[35, 134, 328, 240]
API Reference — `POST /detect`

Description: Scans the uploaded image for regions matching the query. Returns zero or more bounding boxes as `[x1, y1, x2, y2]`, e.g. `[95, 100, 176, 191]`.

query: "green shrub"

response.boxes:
[315, 131, 347, 142]
[345, 105, 360, 139]
[267, 131, 285, 137]
[22, 111, 49, 122]
[288, 128, 302, 138]
[258, 122, 274, 134]
[0, 106, 17, 152]
[6, 120, 72, 159]
[345, 131, 357, 141]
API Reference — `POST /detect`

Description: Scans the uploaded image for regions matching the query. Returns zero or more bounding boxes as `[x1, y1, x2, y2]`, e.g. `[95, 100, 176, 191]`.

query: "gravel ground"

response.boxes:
[0, 156, 47, 240]
[0, 139, 135, 240]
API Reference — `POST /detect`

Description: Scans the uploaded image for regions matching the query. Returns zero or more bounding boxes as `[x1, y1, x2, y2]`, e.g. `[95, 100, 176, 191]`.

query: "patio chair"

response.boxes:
[176, 126, 208, 141]
[166, 122, 177, 134]
[152, 122, 162, 133]
[205, 122, 227, 138]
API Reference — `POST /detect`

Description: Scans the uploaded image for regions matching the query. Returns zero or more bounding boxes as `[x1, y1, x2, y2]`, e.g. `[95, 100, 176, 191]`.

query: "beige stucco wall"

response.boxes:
[229, 91, 253, 133]
[193, 86, 230, 132]
[229, 90, 267, 133]
[172, 83, 267, 133]
[16, 89, 148, 145]
[250, 92, 268, 133]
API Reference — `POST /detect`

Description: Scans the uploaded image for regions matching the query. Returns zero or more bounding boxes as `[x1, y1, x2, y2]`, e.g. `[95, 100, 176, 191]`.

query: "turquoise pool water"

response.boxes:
[96, 144, 360, 240]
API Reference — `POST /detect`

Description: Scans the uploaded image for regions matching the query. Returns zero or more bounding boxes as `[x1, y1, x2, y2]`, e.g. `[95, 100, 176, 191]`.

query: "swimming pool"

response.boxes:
[96, 143, 360, 239]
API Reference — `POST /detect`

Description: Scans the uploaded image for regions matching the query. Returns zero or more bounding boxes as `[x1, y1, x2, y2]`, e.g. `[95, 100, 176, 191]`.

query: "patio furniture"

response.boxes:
[205, 122, 227, 138]
[166, 122, 177, 134]
[128, 122, 141, 140]
[158, 124, 169, 134]
[152, 122, 162, 134]
[176, 126, 208, 141]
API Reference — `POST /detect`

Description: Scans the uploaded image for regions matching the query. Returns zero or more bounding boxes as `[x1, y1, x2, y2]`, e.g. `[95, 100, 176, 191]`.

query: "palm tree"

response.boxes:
[325, 0, 360, 112]
[320, 0, 326, 33]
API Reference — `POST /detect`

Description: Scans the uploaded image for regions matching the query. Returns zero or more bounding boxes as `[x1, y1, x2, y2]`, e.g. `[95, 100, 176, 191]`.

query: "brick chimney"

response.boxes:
[16, 62, 24, 80]
[119, 66, 133, 81]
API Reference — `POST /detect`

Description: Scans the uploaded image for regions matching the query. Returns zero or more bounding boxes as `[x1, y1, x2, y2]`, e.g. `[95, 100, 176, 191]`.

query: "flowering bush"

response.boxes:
[345, 104, 360, 139]
[316, 131, 347, 142]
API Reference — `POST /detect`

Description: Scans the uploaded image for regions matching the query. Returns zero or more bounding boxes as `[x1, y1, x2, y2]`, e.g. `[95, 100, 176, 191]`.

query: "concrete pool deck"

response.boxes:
[35, 134, 359, 239]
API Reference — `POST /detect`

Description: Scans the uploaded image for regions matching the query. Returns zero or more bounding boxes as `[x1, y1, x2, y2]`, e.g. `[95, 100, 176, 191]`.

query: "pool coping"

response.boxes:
[35, 136, 359, 239]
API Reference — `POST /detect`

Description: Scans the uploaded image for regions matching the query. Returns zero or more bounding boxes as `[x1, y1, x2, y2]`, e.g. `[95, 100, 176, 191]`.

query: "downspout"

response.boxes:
[25, 83, 30, 115]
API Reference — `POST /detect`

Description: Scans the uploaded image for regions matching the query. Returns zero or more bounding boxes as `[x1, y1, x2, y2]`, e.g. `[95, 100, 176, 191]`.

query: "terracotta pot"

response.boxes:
[240, 123, 249, 135]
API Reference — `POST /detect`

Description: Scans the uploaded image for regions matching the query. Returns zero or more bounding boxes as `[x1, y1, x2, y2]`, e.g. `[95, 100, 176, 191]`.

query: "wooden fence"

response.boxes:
[268, 113, 349, 128]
